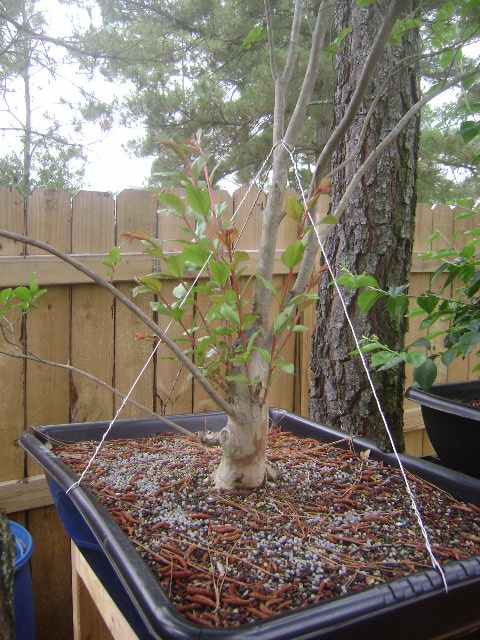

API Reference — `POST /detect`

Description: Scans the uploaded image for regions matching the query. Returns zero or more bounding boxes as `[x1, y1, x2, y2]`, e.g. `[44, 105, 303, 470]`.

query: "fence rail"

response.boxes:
[0, 186, 475, 639]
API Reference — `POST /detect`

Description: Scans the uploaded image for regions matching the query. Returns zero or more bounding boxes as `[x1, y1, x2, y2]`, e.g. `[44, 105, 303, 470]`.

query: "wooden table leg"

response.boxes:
[71, 542, 137, 640]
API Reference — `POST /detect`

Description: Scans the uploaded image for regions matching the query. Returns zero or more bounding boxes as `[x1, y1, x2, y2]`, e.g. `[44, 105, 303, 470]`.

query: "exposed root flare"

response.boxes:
[197, 431, 223, 448]
[265, 462, 279, 482]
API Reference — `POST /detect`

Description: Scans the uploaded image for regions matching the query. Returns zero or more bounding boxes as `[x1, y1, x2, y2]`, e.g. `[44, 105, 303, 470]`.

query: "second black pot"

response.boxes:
[406, 381, 480, 478]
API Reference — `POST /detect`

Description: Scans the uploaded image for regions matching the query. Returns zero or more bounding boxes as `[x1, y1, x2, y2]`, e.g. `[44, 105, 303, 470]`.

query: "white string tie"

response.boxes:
[281, 140, 448, 592]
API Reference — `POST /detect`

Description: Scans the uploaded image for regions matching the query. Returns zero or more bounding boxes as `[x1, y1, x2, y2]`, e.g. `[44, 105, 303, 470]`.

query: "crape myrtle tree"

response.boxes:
[0, 0, 478, 489]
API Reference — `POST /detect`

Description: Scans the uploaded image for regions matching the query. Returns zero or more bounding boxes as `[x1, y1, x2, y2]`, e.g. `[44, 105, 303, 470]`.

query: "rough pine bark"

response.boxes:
[310, 0, 420, 450]
[0, 514, 15, 639]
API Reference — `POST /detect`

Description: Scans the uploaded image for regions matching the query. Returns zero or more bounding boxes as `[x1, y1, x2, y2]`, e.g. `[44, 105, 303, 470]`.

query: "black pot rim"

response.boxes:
[406, 381, 480, 422]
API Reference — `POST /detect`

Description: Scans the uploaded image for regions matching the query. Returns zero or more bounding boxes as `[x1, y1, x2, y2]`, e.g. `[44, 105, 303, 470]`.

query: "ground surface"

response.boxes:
[54, 429, 480, 629]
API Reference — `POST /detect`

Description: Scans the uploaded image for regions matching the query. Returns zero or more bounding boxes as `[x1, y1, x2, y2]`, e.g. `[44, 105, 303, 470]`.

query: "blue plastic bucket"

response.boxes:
[9, 521, 35, 640]
[46, 480, 151, 637]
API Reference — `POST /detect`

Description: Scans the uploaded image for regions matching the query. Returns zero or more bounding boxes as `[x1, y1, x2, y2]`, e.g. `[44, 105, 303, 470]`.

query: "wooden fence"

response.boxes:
[0, 187, 475, 638]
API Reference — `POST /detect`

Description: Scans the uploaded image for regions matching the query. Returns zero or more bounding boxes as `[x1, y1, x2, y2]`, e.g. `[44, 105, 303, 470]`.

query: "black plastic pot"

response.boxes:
[406, 381, 480, 478]
[20, 410, 480, 640]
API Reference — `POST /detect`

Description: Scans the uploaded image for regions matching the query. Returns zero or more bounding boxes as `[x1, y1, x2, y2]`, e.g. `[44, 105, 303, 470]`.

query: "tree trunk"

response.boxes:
[214, 399, 268, 490]
[0, 514, 15, 640]
[310, 1, 420, 450]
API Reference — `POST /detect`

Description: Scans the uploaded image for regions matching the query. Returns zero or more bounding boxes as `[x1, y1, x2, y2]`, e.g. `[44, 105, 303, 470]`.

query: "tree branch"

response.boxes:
[0, 230, 238, 420]
[324, 65, 480, 239]
[292, 64, 480, 303]
[284, 0, 328, 148]
[264, 0, 278, 81]
[0, 347, 200, 440]
[280, 0, 303, 85]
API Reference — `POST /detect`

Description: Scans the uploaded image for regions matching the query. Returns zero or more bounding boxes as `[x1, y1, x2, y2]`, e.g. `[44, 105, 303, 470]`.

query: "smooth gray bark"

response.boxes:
[310, 0, 421, 450]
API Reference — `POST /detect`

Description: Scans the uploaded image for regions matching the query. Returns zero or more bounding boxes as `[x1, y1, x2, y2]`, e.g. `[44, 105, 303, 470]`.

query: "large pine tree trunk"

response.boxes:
[310, 1, 420, 450]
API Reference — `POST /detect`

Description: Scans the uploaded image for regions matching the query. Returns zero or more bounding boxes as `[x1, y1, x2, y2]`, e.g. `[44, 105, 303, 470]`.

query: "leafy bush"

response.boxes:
[340, 203, 480, 389]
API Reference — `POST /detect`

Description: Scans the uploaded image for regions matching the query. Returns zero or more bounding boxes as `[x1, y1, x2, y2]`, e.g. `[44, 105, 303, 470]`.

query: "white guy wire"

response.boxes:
[67, 145, 277, 493]
[281, 140, 448, 592]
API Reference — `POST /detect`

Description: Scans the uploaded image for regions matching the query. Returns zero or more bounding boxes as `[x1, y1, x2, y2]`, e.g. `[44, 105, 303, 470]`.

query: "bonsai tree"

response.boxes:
[0, 0, 478, 489]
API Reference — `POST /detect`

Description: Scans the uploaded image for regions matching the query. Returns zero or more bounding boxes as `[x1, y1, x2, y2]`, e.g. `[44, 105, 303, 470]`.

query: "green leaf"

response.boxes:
[241, 313, 258, 331]
[256, 347, 271, 363]
[326, 26, 352, 55]
[0, 288, 13, 304]
[218, 303, 240, 325]
[292, 324, 309, 333]
[417, 293, 439, 314]
[28, 274, 40, 293]
[242, 24, 266, 49]
[158, 192, 185, 216]
[356, 0, 377, 5]
[386, 295, 409, 323]
[377, 355, 405, 371]
[164, 255, 185, 278]
[278, 361, 294, 375]
[102, 246, 122, 273]
[404, 351, 427, 367]
[273, 305, 295, 334]
[210, 261, 230, 287]
[185, 184, 210, 218]
[357, 289, 383, 313]
[357, 342, 385, 355]
[413, 359, 438, 390]
[409, 337, 431, 350]
[182, 242, 210, 267]
[336, 273, 355, 289]
[320, 215, 337, 225]
[284, 194, 304, 221]
[355, 274, 380, 289]
[136, 274, 163, 294]
[460, 120, 480, 144]
[390, 17, 421, 45]
[441, 349, 456, 366]
[13, 286, 31, 302]
[281, 241, 305, 270]
[371, 351, 397, 368]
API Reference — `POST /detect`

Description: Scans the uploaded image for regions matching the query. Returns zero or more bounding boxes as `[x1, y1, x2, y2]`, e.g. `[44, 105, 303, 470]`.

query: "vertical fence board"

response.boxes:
[300, 303, 315, 417]
[71, 192, 115, 422]
[156, 209, 194, 415]
[25, 191, 74, 639]
[115, 190, 156, 418]
[449, 209, 475, 381]
[266, 275, 295, 411]
[157, 281, 194, 415]
[0, 188, 25, 482]
[430, 206, 455, 384]
[26, 190, 71, 475]
[232, 186, 264, 251]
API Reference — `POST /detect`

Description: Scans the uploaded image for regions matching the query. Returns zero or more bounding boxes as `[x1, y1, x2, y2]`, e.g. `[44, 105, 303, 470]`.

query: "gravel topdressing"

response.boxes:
[54, 428, 480, 629]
